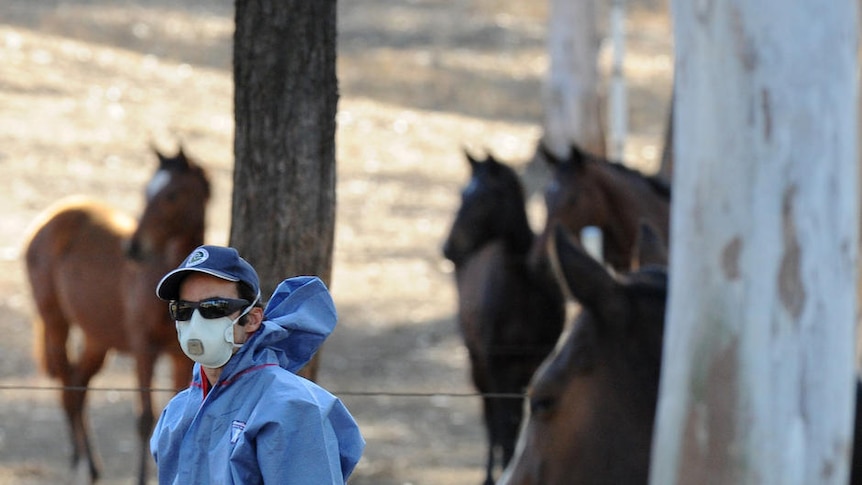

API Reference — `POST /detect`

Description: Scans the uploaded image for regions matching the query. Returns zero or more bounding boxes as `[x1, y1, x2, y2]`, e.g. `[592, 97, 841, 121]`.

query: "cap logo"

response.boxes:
[185, 248, 209, 267]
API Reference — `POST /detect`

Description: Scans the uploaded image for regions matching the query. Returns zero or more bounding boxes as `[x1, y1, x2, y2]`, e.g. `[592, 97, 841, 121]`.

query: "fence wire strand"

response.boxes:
[0, 384, 526, 400]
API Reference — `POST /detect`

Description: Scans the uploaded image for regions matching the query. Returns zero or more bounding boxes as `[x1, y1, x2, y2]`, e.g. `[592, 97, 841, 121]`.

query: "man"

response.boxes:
[150, 245, 364, 484]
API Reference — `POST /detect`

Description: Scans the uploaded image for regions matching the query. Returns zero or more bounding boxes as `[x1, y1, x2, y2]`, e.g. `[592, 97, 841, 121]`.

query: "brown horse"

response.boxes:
[501, 223, 862, 484]
[498, 222, 668, 485]
[533, 142, 671, 272]
[443, 151, 566, 485]
[24, 147, 210, 484]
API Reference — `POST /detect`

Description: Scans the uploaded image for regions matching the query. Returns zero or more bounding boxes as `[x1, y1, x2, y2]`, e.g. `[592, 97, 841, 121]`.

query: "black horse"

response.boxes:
[442, 151, 566, 485]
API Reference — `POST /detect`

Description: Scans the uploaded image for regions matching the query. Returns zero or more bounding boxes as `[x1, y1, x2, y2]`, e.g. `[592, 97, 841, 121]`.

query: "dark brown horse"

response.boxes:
[498, 222, 668, 485]
[533, 142, 671, 272]
[501, 224, 862, 484]
[24, 147, 210, 484]
[443, 151, 566, 485]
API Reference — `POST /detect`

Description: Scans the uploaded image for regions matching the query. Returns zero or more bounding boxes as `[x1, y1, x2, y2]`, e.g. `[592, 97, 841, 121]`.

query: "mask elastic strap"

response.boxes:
[228, 292, 261, 348]
[234, 292, 260, 324]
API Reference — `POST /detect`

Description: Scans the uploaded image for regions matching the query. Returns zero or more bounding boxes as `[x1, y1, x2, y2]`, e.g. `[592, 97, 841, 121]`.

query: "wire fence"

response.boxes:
[0, 383, 527, 400]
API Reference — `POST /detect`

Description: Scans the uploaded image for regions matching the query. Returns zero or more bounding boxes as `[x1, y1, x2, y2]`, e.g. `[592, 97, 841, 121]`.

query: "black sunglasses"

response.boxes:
[169, 297, 251, 321]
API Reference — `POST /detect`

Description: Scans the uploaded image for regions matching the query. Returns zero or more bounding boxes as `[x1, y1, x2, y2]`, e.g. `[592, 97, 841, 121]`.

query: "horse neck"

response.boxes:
[502, 202, 535, 257]
[134, 217, 204, 269]
[168, 227, 205, 265]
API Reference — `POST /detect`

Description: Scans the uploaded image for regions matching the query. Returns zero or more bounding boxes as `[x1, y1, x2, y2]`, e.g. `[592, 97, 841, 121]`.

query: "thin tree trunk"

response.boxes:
[541, 0, 605, 158]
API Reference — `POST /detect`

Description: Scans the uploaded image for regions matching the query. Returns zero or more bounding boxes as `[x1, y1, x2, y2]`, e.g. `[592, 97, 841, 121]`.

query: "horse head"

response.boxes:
[125, 146, 211, 264]
[442, 150, 532, 267]
[500, 222, 668, 485]
[531, 141, 671, 273]
[529, 142, 609, 269]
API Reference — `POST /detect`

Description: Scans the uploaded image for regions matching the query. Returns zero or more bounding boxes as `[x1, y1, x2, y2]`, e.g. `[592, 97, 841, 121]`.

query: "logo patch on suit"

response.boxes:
[230, 420, 246, 444]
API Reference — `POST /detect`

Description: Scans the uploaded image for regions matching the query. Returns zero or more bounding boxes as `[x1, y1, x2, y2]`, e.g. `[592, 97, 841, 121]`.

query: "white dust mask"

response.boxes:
[176, 297, 257, 368]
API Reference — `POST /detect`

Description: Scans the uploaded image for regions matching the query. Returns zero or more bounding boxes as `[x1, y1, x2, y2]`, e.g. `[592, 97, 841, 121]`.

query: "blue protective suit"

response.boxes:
[150, 276, 365, 484]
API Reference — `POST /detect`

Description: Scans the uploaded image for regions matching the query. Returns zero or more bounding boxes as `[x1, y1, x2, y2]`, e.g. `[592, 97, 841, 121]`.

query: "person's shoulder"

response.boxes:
[260, 367, 339, 403]
[251, 363, 314, 387]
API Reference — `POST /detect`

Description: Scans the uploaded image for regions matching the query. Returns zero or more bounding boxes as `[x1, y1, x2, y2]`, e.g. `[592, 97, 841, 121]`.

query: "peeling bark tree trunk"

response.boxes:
[650, 2, 858, 484]
[541, 0, 605, 158]
[230, 1, 338, 381]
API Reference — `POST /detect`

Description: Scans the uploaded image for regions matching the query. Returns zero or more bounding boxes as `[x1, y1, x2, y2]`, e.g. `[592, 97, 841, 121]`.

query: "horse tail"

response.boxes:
[25, 231, 68, 379]
[29, 314, 52, 377]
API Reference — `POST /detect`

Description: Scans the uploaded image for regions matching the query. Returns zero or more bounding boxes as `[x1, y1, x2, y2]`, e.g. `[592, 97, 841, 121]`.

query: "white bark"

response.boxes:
[543, 0, 604, 157]
[608, 0, 627, 160]
[651, 1, 859, 484]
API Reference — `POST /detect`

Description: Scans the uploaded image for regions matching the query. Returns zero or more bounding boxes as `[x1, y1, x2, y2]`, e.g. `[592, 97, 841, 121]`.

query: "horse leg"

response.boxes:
[31, 286, 103, 483]
[133, 348, 160, 485]
[62, 340, 108, 483]
[499, 391, 523, 468]
[468, 352, 496, 485]
[487, 366, 525, 483]
[481, 393, 498, 485]
[169, 351, 194, 391]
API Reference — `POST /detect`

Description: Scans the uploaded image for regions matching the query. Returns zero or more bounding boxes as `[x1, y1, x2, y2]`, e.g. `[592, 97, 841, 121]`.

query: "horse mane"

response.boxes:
[184, 159, 212, 201]
[541, 141, 671, 200]
[593, 153, 672, 201]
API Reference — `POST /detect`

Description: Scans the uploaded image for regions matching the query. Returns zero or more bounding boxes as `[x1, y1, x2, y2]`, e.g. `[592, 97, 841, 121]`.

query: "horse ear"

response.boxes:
[464, 148, 481, 169]
[485, 151, 503, 170]
[152, 143, 192, 171]
[151, 143, 168, 165]
[548, 224, 617, 310]
[630, 219, 668, 269]
[175, 145, 191, 169]
[569, 143, 589, 167]
[538, 141, 561, 167]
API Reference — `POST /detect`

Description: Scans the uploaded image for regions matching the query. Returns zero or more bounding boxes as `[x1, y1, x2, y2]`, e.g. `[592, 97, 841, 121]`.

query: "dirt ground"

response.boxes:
[0, 1, 672, 484]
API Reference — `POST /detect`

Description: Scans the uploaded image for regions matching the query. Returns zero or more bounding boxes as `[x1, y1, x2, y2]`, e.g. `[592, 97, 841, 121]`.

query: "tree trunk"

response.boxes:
[231, 0, 338, 381]
[651, 2, 858, 484]
[541, 0, 605, 158]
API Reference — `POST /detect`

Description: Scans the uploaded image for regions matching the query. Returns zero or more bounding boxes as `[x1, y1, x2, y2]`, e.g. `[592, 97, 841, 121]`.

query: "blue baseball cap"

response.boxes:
[156, 245, 261, 301]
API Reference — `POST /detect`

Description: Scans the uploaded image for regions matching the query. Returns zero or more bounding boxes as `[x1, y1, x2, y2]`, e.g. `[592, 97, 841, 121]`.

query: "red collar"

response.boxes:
[200, 372, 211, 398]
